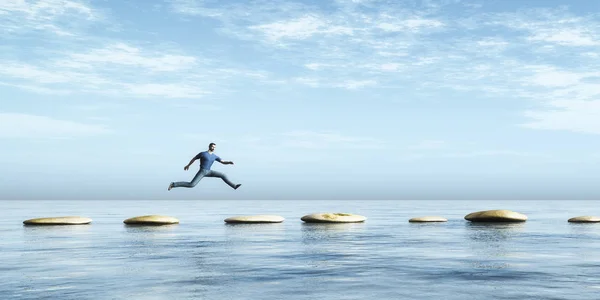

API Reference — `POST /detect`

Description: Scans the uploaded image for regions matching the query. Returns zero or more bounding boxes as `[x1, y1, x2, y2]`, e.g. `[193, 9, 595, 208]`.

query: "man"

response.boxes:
[168, 142, 241, 191]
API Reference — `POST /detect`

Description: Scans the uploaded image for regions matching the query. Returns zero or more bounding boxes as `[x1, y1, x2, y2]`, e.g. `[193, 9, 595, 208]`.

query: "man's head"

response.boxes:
[208, 142, 216, 151]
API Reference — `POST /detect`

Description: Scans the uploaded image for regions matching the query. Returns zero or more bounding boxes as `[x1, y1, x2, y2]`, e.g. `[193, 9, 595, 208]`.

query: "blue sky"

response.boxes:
[2, 0, 600, 200]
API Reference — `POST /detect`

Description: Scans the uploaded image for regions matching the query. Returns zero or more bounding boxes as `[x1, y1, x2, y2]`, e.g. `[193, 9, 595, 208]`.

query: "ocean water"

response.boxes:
[1, 200, 599, 300]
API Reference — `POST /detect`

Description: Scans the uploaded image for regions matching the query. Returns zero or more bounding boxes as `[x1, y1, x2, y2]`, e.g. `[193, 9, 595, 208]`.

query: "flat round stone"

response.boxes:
[568, 216, 600, 223]
[301, 213, 366, 223]
[123, 215, 179, 225]
[464, 210, 527, 222]
[409, 216, 448, 223]
[224, 215, 285, 223]
[23, 216, 92, 225]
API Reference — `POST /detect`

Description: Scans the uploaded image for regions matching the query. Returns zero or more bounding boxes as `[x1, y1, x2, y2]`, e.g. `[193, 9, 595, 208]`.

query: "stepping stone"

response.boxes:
[464, 210, 527, 222]
[224, 215, 285, 224]
[23, 216, 92, 225]
[409, 216, 448, 223]
[301, 213, 366, 223]
[568, 216, 600, 223]
[123, 215, 179, 225]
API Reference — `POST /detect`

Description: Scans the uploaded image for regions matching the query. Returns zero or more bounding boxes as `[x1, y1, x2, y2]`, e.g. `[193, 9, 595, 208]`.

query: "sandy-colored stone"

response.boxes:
[409, 216, 448, 223]
[301, 213, 366, 223]
[568, 216, 600, 223]
[123, 215, 179, 225]
[464, 210, 527, 222]
[23, 216, 92, 225]
[224, 215, 285, 224]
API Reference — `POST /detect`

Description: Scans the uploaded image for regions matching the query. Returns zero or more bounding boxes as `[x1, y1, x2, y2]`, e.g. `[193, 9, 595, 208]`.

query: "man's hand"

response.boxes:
[184, 165, 189, 171]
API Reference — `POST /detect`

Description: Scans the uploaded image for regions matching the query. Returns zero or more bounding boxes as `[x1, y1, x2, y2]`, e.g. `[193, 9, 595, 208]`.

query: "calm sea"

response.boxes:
[1, 200, 599, 300]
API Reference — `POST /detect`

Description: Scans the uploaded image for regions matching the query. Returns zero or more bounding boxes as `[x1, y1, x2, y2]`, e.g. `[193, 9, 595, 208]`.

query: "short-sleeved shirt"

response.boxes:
[194, 151, 222, 170]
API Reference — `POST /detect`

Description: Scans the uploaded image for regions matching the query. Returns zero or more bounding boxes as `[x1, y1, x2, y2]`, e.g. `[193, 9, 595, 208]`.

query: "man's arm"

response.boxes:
[217, 157, 234, 165]
[184, 156, 199, 171]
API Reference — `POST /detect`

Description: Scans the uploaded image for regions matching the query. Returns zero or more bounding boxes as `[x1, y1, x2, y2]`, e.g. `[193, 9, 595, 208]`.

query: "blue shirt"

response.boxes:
[194, 151, 222, 170]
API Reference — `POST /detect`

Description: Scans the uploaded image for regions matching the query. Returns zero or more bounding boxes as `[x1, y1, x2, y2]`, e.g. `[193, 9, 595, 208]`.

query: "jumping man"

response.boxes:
[168, 143, 241, 191]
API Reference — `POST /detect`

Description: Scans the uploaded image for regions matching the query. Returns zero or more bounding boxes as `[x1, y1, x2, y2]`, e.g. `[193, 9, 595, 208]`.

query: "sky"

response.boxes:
[2, 0, 600, 200]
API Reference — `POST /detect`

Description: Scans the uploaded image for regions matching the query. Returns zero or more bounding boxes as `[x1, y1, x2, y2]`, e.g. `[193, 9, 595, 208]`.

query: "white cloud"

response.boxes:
[294, 77, 320, 87]
[528, 29, 598, 46]
[0, 42, 223, 98]
[379, 63, 401, 71]
[525, 67, 587, 87]
[335, 79, 377, 89]
[0, 63, 73, 83]
[122, 83, 209, 98]
[249, 15, 353, 42]
[64, 43, 198, 72]
[477, 38, 509, 48]
[0, 81, 71, 95]
[304, 63, 328, 70]
[0, 0, 98, 36]
[292, 77, 376, 89]
[377, 18, 444, 32]
[492, 10, 599, 47]
[170, 0, 223, 17]
[0, 113, 109, 139]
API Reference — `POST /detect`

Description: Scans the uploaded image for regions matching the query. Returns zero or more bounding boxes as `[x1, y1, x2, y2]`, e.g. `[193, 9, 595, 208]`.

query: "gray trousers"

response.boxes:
[172, 168, 237, 189]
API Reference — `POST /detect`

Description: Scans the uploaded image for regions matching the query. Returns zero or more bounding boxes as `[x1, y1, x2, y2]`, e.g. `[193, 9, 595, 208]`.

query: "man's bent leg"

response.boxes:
[205, 170, 237, 189]
[172, 169, 208, 188]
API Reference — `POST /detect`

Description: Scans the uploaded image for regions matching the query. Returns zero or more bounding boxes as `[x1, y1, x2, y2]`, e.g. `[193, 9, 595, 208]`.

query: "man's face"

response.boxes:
[209, 144, 216, 151]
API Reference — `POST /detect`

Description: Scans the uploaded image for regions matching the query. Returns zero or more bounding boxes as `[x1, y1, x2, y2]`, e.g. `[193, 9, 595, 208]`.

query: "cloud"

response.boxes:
[170, 0, 224, 17]
[291, 77, 376, 89]
[0, 81, 71, 95]
[528, 29, 599, 46]
[335, 79, 377, 89]
[4, 0, 597, 135]
[0, 42, 216, 98]
[0, 113, 110, 139]
[490, 8, 600, 47]
[525, 67, 587, 87]
[377, 17, 444, 32]
[121, 83, 210, 98]
[249, 15, 354, 42]
[64, 43, 198, 72]
[0, 0, 98, 36]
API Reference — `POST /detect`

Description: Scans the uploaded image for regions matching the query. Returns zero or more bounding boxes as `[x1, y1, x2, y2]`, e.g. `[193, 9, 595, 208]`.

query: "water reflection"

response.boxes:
[568, 222, 600, 238]
[300, 223, 366, 241]
[23, 224, 92, 233]
[123, 223, 179, 232]
[122, 224, 180, 247]
[464, 222, 526, 270]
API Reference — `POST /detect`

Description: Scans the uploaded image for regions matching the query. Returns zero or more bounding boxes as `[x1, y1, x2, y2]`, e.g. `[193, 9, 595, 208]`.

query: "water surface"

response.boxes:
[1, 200, 599, 299]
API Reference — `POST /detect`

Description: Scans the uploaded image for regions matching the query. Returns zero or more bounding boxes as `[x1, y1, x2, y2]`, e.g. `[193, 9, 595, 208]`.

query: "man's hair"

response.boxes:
[209, 142, 216, 147]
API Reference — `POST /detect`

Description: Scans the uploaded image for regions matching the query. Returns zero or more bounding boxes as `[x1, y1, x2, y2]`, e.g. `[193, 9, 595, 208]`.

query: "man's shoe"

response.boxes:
[234, 184, 242, 190]
[168, 182, 174, 191]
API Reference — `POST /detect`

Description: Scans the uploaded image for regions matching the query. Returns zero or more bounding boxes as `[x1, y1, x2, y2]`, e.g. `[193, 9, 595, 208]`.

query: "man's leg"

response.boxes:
[205, 170, 241, 189]
[170, 169, 208, 189]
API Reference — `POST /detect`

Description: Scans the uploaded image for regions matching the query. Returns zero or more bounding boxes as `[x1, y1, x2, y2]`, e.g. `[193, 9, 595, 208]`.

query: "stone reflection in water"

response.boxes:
[465, 222, 526, 270]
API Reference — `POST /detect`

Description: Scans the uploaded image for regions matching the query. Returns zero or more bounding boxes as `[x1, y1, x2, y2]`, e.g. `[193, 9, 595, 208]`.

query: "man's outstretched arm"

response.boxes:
[217, 158, 234, 165]
[184, 157, 198, 171]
